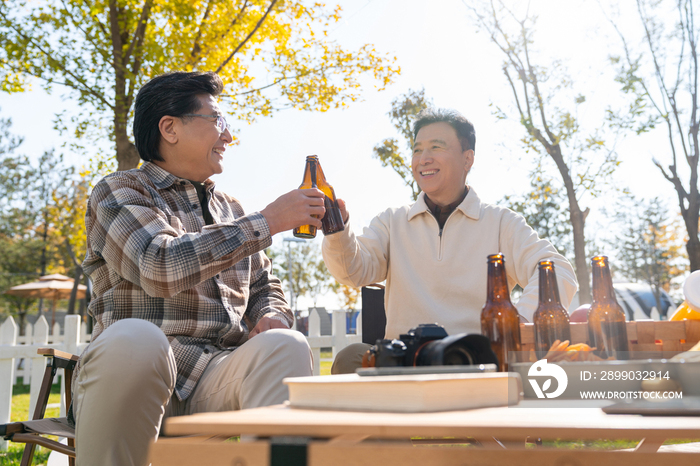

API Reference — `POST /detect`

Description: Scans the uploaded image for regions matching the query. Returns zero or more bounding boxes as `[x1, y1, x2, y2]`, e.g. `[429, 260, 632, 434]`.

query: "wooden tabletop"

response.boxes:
[164, 400, 700, 443]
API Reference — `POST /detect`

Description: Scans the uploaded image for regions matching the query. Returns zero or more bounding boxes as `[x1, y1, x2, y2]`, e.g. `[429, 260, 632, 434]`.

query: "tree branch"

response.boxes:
[0, 9, 113, 109]
[108, 0, 123, 72]
[520, 20, 556, 145]
[64, 239, 80, 268]
[123, 1, 152, 110]
[59, 0, 111, 63]
[190, 0, 215, 62]
[80, 0, 110, 38]
[221, 63, 348, 98]
[503, 67, 526, 122]
[637, 0, 690, 159]
[653, 158, 688, 214]
[483, 2, 536, 126]
[608, 14, 669, 122]
[682, 0, 699, 175]
[123, 0, 152, 66]
[216, 0, 278, 74]
[219, 0, 251, 46]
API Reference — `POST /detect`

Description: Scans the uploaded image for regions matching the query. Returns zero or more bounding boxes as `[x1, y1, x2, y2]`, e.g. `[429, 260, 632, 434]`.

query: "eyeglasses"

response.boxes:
[182, 114, 231, 134]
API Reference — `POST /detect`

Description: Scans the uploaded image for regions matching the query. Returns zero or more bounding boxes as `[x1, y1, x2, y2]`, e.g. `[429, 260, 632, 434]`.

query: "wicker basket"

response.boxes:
[519, 320, 700, 355]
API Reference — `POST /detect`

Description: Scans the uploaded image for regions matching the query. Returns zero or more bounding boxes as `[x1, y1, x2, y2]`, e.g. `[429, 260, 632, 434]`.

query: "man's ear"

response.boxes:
[464, 149, 475, 174]
[159, 116, 178, 144]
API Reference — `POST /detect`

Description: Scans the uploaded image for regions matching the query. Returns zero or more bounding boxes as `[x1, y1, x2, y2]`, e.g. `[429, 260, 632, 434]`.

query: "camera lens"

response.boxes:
[414, 340, 474, 366]
[442, 346, 475, 366]
[414, 334, 498, 367]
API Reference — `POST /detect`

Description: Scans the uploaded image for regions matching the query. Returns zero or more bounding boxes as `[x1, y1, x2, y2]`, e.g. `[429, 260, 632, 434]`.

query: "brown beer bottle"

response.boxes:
[588, 256, 629, 359]
[293, 156, 345, 238]
[481, 253, 522, 371]
[293, 156, 319, 239]
[533, 260, 571, 359]
[315, 158, 345, 235]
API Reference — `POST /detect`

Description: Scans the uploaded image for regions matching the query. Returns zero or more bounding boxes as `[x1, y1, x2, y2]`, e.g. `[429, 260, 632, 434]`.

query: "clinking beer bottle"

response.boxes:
[481, 253, 522, 371]
[533, 260, 571, 359]
[315, 158, 345, 235]
[293, 156, 319, 238]
[588, 256, 629, 359]
[293, 155, 345, 238]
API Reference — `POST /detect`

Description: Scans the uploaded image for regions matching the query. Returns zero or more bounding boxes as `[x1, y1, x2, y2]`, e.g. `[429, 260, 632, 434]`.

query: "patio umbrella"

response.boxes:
[4, 273, 87, 327]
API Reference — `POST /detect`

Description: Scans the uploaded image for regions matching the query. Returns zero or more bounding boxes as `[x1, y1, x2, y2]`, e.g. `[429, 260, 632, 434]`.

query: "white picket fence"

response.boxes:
[12, 318, 92, 386]
[305, 309, 363, 376]
[0, 314, 89, 450]
[0, 310, 361, 450]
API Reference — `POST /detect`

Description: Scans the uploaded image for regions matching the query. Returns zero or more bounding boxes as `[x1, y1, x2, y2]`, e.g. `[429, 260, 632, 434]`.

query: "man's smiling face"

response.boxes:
[174, 94, 232, 182]
[411, 122, 474, 206]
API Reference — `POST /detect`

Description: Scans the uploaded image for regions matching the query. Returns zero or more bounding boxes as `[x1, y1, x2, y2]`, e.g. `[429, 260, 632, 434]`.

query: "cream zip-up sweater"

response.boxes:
[322, 188, 578, 339]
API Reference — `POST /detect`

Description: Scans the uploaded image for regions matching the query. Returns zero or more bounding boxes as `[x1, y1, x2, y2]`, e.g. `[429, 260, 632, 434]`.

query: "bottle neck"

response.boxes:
[538, 266, 562, 305]
[309, 162, 318, 188]
[487, 259, 512, 304]
[592, 262, 617, 303]
[315, 161, 327, 185]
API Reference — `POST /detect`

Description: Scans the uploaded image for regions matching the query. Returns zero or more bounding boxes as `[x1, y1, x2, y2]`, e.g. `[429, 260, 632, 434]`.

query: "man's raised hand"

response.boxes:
[261, 188, 326, 236]
[337, 198, 349, 224]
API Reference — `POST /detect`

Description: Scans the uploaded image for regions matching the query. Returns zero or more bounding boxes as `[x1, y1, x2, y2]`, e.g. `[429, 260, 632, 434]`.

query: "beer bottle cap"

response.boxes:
[683, 271, 700, 312]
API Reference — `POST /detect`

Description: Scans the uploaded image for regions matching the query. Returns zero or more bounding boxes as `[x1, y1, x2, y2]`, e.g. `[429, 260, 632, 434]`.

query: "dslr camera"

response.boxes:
[364, 323, 499, 368]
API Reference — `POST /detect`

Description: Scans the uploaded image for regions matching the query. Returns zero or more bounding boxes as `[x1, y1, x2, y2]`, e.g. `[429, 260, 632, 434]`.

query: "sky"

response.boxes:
[0, 0, 683, 309]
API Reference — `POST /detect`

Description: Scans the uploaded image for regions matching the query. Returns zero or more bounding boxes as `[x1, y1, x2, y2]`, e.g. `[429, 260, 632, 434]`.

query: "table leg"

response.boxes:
[327, 434, 371, 445]
[474, 436, 526, 449]
[634, 437, 665, 453]
[475, 437, 506, 449]
[411, 437, 476, 446]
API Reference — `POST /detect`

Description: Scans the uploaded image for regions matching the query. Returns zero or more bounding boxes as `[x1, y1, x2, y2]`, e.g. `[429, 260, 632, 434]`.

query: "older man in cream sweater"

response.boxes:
[322, 108, 578, 374]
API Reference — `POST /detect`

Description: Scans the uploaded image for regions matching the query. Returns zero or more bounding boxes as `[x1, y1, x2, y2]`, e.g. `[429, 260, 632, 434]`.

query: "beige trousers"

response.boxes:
[331, 342, 371, 374]
[73, 319, 312, 466]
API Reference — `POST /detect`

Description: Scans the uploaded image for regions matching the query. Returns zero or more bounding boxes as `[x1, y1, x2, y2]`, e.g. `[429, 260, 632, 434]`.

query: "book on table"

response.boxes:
[283, 371, 522, 413]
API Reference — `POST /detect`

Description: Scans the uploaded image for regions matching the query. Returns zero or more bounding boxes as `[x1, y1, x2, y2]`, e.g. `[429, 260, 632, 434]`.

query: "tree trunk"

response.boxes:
[115, 116, 140, 171]
[85, 275, 93, 333]
[65, 239, 84, 314]
[37, 207, 49, 316]
[682, 189, 700, 271]
[110, 1, 141, 173]
[68, 267, 83, 314]
[687, 235, 700, 272]
[651, 286, 663, 319]
[17, 308, 26, 337]
[569, 203, 591, 304]
[548, 145, 591, 304]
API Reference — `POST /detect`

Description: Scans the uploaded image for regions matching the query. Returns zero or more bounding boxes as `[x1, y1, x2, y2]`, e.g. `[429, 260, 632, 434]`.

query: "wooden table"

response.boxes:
[149, 400, 700, 465]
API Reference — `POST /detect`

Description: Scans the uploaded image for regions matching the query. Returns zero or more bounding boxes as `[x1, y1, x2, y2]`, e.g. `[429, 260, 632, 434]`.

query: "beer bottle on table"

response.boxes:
[533, 260, 571, 359]
[293, 155, 345, 238]
[481, 253, 522, 371]
[588, 255, 629, 359]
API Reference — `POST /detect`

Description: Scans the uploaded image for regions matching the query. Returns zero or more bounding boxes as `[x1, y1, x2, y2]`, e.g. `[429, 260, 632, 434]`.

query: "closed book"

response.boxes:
[284, 372, 522, 412]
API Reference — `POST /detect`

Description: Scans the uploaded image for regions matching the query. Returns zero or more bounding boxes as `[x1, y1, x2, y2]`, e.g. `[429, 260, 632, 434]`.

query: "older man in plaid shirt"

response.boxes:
[72, 71, 324, 466]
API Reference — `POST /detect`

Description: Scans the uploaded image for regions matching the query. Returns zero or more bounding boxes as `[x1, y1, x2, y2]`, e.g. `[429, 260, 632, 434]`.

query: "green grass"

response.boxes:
[0, 446, 51, 466]
[320, 349, 332, 375]
[539, 438, 700, 449]
[540, 439, 640, 449]
[10, 381, 62, 423]
[1, 382, 61, 466]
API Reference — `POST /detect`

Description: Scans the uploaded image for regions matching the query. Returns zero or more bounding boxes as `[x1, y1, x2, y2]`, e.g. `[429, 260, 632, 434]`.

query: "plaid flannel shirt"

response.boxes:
[82, 162, 291, 400]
